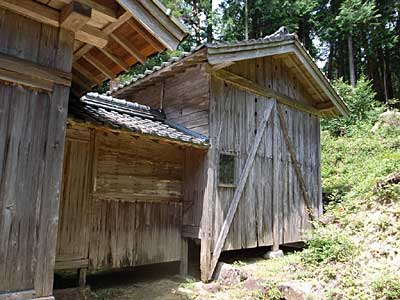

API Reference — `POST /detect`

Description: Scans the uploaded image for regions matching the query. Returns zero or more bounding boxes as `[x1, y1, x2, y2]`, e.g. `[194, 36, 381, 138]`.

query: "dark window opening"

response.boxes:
[219, 153, 235, 186]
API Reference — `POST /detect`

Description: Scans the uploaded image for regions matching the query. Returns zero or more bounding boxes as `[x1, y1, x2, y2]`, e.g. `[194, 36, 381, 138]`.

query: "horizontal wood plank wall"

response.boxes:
[208, 56, 322, 253]
[0, 8, 73, 298]
[89, 130, 184, 269]
[124, 64, 210, 136]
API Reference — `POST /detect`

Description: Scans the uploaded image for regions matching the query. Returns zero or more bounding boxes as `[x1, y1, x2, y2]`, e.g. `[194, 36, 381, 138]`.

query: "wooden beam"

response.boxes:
[72, 74, 93, 91]
[61, 1, 91, 32]
[0, 290, 36, 300]
[98, 47, 130, 71]
[207, 101, 275, 280]
[316, 101, 335, 111]
[57, 0, 118, 22]
[211, 68, 321, 116]
[76, 25, 109, 48]
[55, 258, 89, 270]
[116, 0, 180, 50]
[276, 104, 315, 222]
[110, 33, 146, 64]
[0, 0, 59, 27]
[73, 12, 131, 61]
[127, 19, 165, 52]
[0, 68, 54, 91]
[73, 63, 101, 85]
[0, 52, 72, 86]
[84, 53, 115, 79]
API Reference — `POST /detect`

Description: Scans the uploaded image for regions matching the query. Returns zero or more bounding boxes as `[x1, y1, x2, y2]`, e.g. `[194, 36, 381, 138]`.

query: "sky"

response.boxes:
[212, 0, 222, 11]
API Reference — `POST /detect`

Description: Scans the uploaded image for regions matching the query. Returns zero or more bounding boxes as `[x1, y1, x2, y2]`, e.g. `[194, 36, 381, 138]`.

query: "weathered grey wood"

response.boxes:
[208, 100, 274, 280]
[276, 104, 315, 222]
[180, 238, 189, 276]
[211, 68, 321, 116]
[78, 268, 87, 287]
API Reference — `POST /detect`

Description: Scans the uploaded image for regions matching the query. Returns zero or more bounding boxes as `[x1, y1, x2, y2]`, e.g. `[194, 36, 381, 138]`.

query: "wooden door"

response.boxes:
[56, 128, 93, 268]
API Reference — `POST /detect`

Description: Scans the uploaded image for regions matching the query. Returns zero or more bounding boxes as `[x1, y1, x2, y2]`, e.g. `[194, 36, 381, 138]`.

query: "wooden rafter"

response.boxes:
[98, 47, 130, 72]
[84, 54, 115, 79]
[73, 12, 132, 61]
[73, 63, 102, 85]
[116, 0, 180, 50]
[207, 101, 275, 280]
[127, 19, 164, 52]
[211, 68, 321, 116]
[110, 33, 146, 64]
[52, 0, 118, 22]
[75, 25, 109, 48]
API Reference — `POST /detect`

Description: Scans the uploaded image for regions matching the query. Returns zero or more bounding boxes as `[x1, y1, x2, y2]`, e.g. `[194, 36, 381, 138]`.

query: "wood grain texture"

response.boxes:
[202, 56, 322, 279]
[0, 9, 73, 298]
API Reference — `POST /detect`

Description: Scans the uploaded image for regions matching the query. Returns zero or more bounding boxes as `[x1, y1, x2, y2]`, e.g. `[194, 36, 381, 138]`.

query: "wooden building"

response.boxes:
[0, 1, 187, 300]
[110, 27, 350, 281]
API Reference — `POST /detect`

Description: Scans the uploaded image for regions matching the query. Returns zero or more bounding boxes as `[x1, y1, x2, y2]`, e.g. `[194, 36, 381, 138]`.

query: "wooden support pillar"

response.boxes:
[78, 268, 87, 288]
[272, 103, 280, 252]
[180, 238, 189, 277]
[0, 9, 74, 300]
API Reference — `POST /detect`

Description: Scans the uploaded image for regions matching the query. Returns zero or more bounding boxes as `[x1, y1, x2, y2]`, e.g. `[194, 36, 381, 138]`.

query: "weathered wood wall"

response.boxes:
[0, 8, 73, 299]
[56, 125, 185, 271]
[124, 64, 210, 136]
[202, 56, 322, 264]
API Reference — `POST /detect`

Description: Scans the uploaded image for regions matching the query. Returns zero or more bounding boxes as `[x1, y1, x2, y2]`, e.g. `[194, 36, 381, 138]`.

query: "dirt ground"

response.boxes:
[56, 247, 300, 300]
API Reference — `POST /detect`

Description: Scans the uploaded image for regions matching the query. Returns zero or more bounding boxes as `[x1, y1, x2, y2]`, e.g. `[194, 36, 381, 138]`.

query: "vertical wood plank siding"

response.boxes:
[0, 8, 73, 297]
[124, 64, 210, 136]
[56, 126, 185, 270]
[206, 56, 322, 257]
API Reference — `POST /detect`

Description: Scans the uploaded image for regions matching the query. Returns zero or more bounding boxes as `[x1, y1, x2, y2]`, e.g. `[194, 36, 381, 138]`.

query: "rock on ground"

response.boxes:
[213, 262, 249, 286]
[278, 281, 314, 300]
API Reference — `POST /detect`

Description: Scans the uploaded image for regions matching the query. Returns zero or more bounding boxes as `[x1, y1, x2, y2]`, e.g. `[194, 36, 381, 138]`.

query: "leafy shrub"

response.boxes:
[302, 225, 356, 265]
[372, 274, 400, 300]
[321, 76, 386, 136]
[263, 281, 283, 300]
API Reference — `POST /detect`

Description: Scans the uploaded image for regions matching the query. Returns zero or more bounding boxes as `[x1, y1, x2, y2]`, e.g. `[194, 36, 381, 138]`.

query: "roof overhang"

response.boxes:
[207, 38, 349, 117]
[111, 28, 349, 118]
[0, 0, 189, 96]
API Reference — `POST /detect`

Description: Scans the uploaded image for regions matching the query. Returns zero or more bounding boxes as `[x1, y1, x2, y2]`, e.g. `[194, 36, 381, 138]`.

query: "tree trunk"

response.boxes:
[244, 0, 249, 40]
[348, 35, 356, 87]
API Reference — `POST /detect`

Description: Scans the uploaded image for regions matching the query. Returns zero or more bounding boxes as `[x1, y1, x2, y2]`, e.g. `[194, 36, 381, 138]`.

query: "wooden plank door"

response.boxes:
[56, 128, 93, 268]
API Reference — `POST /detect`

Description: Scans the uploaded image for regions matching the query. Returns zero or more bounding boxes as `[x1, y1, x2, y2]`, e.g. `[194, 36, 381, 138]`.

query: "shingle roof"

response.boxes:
[68, 93, 209, 147]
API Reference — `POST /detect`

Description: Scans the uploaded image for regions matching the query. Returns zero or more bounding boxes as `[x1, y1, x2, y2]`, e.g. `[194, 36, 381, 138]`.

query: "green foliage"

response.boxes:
[372, 274, 400, 300]
[263, 281, 283, 300]
[322, 76, 386, 135]
[335, 0, 380, 34]
[301, 224, 356, 265]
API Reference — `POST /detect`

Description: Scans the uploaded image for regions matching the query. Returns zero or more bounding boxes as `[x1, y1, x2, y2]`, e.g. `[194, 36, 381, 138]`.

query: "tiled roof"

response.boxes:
[110, 27, 296, 95]
[68, 92, 209, 147]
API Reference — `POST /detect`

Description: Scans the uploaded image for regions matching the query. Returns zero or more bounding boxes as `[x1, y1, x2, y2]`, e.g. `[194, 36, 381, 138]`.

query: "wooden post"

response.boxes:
[272, 103, 280, 251]
[78, 268, 87, 288]
[180, 238, 189, 276]
[0, 10, 74, 299]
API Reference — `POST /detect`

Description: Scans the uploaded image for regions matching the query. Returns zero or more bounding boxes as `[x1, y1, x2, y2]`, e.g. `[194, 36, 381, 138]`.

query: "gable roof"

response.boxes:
[68, 93, 208, 147]
[111, 27, 349, 117]
[0, 0, 189, 97]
